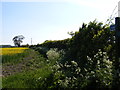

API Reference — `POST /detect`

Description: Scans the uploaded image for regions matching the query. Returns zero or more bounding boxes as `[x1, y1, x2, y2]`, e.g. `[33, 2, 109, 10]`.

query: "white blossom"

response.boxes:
[71, 61, 78, 67]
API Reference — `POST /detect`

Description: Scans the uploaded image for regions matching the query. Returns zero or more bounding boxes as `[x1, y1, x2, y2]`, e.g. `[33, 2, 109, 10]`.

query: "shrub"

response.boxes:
[50, 49, 113, 89]
[46, 48, 65, 65]
[46, 48, 60, 61]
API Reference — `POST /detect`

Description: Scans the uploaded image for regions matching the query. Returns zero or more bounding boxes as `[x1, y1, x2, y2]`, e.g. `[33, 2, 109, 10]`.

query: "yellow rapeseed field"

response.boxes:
[0, 48, 29, 55]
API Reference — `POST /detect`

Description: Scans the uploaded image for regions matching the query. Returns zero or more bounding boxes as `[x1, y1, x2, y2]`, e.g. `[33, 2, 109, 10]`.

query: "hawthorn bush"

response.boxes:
[31, 20, 116, 89]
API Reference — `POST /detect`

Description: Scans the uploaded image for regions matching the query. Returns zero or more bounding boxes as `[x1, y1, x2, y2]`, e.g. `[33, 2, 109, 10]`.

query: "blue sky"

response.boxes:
[1, 0, 120, 45]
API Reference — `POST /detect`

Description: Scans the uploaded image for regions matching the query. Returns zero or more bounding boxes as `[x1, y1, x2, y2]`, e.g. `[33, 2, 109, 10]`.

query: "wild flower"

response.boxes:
[97, 60, 100, 64]
[75, 67, 81, 74]
[46, 48, 60, 60]
[46, 48, 65, 61]
[72, 76, 77, 80]
[87, 56, 91, 60]
[46, 59, 49, 62]
[71, 61, 78, 67]
[66, 65, 71, 68]
[38, 77, 41, 80]
[91, 71, 95, 74]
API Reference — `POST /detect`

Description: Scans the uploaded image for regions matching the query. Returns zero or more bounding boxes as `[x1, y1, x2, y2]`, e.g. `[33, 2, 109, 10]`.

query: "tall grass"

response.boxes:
[2, 65, 53, 88]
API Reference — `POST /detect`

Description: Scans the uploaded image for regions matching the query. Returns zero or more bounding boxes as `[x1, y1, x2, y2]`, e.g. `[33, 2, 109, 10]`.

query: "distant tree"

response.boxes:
[12, 35, 25, 47]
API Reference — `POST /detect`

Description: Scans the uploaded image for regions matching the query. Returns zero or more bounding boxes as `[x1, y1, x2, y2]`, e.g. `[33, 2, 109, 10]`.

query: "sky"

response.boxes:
[0, 0, 120, 45]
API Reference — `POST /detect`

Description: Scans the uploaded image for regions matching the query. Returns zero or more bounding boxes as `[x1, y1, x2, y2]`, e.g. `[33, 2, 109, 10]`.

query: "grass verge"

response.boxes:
[2, 48, 58, 88]
[2, 65, 53, 88]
